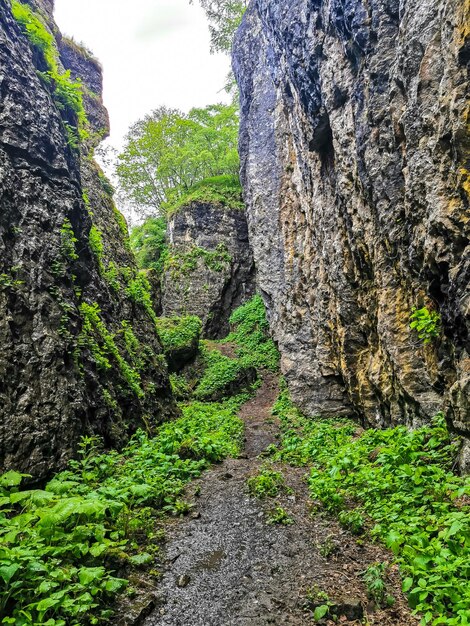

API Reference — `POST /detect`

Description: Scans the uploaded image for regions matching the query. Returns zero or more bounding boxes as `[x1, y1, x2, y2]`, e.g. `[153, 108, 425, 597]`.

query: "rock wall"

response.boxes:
[161, 203, 256, 338]
[233, 0, 469, 463]
[0, 0, 176, 481]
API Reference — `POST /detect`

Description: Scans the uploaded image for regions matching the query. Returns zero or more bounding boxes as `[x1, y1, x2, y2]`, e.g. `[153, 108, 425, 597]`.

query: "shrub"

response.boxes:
[410, 306, 441, 344]
[227, 295, 280, 371]
[164, 175, 244, 216]
[130, 217, 168, 274]
[155, 316, 202, 353]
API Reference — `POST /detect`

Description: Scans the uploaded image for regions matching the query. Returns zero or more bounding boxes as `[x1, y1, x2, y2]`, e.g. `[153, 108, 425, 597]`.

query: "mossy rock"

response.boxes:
[155, 315, 202, 371]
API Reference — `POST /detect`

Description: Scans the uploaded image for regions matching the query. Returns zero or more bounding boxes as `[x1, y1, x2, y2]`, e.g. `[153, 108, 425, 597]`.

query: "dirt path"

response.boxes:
[141, 375, 416, 626]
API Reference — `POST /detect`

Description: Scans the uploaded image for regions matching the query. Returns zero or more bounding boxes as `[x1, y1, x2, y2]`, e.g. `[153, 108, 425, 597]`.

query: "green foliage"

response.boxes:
[361, 562, 395, 608]
[227, 295, 280, 371]
[267, 505, 293, 526]
[164, 175, 244, 215]
[60, 219, 79, 262]
[0, 273, 23, 290]
[11, 1, 88, 140]
[338, 509, 365, 535]
[130, 217, 168, 274]
[194, 344, 250, 401]
[169, 373, 192, 400]
[126, 272, 158, 326]
[410, 307, 441, 344]
[190, 0, 248, 53]
[247, 466, 285, 498]
[116, 104, 240, 215]
[89, 225, 104, 269]
[0, 402, 243, 624]
[165, 243, 231, 280]
[78, 302, 144, 398]
[155, 316, 202, 353]
[272, 388, 470, 625]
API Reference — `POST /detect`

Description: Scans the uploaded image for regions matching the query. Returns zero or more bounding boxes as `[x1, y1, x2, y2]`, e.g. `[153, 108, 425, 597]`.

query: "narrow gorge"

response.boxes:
[0, 0, 468, 624]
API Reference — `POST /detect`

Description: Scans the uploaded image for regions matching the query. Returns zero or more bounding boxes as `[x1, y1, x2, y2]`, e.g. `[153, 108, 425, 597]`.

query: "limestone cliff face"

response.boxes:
[233, 0, 469, 463]
[0, 0, 176, 480]
[161, 203, 256, 338]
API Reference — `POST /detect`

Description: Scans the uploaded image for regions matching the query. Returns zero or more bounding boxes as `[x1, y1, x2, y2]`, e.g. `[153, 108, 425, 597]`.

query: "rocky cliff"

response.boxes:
[233, 0, 470, 465]
[161, 202, 255, 338]
[0, 0, 176, 480]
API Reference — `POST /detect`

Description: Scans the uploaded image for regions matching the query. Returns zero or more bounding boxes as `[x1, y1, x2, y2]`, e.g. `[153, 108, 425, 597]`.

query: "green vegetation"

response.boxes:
[155, 316, 202, 353]
[193, 296, 278, 400]
[60, 219, 79, 262]
[190, 0, 248, 53]
[410, 306, 441, 344]
[227, 295, 280, 371]
[130, 217, 168, 274]
[164, 243, 231, 280]
[0, 401, 243, 624]
[247, 467, 285, 499]
[272, 384, 470, 625]
[126, 272, 158, 326]
[11, 1, 88, 142]
[77, 302, 144, 398]
[267, 505, 293, 526]
[164, 175, 244, 215]
[194, 344, 251, 400]
[116, 104, 239, 215]
[89, 226, 104, 269]
[361, 562, 395, 608]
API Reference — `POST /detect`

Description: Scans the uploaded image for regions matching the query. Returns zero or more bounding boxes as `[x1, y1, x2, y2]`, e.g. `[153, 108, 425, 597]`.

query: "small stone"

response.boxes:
[176, 574, 191, 588]
[191, 511, 201, 519]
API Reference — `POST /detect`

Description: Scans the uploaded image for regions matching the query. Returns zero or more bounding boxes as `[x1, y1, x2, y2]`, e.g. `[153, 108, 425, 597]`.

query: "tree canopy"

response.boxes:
[191, 0, 248, 53]
[116, 104, 240, 216]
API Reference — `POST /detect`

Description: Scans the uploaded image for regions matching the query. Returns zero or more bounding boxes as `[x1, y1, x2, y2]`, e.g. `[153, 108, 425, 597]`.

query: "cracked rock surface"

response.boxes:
[233, 0, 469, 466]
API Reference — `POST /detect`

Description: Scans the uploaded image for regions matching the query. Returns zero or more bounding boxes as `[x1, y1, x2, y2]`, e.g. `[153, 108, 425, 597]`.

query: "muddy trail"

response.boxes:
[139, 374, 416, 626]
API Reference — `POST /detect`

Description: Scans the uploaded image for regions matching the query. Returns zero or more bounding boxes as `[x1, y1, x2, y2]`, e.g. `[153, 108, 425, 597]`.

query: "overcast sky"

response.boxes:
[54, 0, 231, 151]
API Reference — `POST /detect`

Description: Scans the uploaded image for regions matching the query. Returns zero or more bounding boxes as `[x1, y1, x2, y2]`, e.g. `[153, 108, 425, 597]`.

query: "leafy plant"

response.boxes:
[227, 295, 280, 371]
[272, 388, 470, 625]
[156, 316, 201, 350]
[190, 0, 249, 53]
[0, 401, 243, 624]
[164, 175, 244, 216]
[130, 217, 168, 275]
[267, 505, 293, 525]
[247, 466, 285, 498]
[410, 306, 441, 344]
[338, 509, 365, 535]
[361, 562, 395, 608]
[194, 343, 253, 401]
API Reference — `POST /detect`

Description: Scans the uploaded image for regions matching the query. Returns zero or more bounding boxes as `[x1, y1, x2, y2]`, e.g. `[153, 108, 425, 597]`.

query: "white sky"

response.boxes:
[54, 0, 231, 151]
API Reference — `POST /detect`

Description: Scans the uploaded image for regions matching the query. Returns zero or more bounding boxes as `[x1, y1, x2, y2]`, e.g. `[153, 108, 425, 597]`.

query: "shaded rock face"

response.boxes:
[233, 0, 469, 461]
[161, 203, 256, 338]
[0, 0, 176, 481]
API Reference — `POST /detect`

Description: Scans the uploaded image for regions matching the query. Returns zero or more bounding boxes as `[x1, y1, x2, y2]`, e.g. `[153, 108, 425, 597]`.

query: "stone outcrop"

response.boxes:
[0, 0, 176, 481]
[161, 202, 256, 338]
[233, 0, 469, 463]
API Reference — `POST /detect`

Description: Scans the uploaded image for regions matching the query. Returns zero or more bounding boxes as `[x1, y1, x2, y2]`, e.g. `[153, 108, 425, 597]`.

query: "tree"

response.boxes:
[130, 217, 168, 274]
[115, 104, 240, 215]
[190, 0, 249, 53]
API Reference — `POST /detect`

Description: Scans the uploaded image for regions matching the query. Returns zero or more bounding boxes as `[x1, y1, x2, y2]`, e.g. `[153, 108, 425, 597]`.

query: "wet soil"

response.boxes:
[140, 374, 417, 626]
